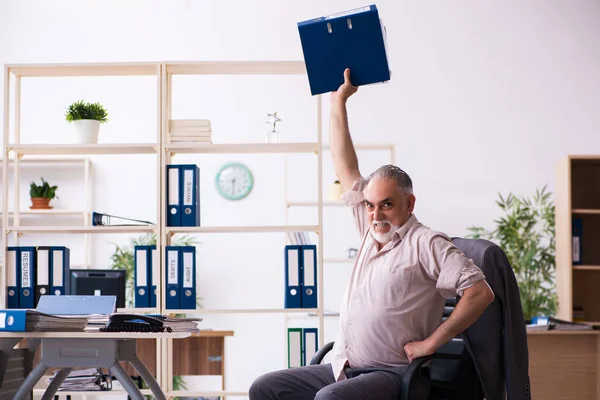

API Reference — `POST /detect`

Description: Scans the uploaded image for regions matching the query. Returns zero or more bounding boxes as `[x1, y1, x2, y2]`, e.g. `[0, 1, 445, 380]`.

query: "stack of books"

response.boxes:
[169, 119, 212, 143]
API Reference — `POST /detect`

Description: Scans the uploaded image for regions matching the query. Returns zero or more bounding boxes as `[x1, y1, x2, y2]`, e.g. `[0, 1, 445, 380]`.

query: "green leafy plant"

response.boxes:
[466, 185, 557, 321]
[29, 177, 58, 199]
[109, 233, 202, 309]
[65, 100, 109, 123]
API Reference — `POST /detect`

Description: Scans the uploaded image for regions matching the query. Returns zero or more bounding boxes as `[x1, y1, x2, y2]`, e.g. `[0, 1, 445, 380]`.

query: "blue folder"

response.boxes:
[297, 4, 391, 95]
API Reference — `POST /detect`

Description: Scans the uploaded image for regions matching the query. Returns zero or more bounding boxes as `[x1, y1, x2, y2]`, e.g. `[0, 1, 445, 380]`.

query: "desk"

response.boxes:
[528, 330, 600, 400]
[123, 330, 234, 391]
[0, 331, 190, 400]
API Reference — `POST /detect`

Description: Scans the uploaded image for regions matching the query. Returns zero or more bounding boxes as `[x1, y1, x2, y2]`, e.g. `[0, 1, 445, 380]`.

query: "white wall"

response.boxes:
[2, 0, 600, 397]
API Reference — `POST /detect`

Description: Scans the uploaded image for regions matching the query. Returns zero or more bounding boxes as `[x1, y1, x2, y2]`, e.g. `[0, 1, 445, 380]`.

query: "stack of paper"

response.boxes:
[162, 315, 202, 333]
[0, 310, 89, 332]
[169, 119, 212, 143]
[46, 368, 112, 392]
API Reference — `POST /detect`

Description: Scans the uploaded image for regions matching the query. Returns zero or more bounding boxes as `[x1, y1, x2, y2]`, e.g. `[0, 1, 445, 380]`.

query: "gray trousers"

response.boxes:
[249, 363, 410, 400]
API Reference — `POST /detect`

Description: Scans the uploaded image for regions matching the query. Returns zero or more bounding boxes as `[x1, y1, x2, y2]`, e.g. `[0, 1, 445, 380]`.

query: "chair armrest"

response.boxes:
[309, 341, 334, 365]
[400, 346, 464, 400]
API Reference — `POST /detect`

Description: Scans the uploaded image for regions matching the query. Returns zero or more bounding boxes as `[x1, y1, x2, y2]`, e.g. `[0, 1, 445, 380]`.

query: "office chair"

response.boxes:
[310, 237, 531, 400]
[310, 296, 484, 400]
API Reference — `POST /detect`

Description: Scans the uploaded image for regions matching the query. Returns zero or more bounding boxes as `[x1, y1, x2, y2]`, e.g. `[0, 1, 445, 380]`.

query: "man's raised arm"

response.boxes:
[329, 68, 361, 192]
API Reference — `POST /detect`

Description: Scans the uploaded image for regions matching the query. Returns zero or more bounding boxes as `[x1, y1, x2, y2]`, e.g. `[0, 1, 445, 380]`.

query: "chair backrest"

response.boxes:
[448, 237, 530, 400]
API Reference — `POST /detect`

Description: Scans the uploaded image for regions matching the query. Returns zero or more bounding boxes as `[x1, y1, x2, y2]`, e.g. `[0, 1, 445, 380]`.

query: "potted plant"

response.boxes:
[65, 100, 109, 144]
[467, 185, 557, 321]
[29, 177, 58, 209]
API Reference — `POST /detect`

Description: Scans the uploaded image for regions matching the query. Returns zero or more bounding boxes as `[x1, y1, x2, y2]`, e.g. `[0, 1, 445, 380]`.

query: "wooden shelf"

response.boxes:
[166, 142, 318, 154]
[0, 156, 88, 164]
[572, 209, 600, 215]
[7, 62, 159, 77]
[33, 389, 154, 396]
[0, 210, 86, 216]
[166, 225, 318, 234]
[164, 308, 320, 314]
[573, 265, 600, 271]
[165, 60, 305, 75]
[288, 201, 344, 207]
[324, 258, 355, 263]
[167, 390, 248, 397]
[322, 143, 394, 151]
[117, 307, 160, 314]
[7, 225, 156, 234]
[7, 143, 158, 155]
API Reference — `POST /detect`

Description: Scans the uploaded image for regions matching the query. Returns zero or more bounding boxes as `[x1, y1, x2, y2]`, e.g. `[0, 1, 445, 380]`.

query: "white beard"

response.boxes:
[369, 219, 401, 244]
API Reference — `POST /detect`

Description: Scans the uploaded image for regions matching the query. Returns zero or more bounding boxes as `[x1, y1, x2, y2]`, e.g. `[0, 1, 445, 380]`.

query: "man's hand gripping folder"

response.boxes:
[297, 4, 391, 95]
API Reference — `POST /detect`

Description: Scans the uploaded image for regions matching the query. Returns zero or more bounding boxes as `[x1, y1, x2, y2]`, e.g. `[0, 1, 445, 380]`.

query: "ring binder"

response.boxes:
[92, 212, 155, 227]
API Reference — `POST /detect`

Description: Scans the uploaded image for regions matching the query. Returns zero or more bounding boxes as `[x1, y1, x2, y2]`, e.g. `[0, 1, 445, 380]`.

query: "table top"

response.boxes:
[0, 331, 191, 339]
[527, 329, 600, 335]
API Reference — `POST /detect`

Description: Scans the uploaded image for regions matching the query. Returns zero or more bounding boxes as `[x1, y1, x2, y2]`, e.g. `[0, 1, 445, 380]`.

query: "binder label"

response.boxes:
[168, 167, 180, 205]
[325, 6, 370, 19]
[168, 250, 178, 284]
[183, 252, 193, 288]
[184, 170, 193, 206]
[37, 249, 49, 285]
[53, 250, 64, 286]
[21, 252, 31, 288]
[0, 313, 5, 329]
[7, 249, 16, 287]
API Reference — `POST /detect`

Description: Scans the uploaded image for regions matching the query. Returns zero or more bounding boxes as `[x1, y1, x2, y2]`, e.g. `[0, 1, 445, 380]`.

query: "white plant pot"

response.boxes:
[72, 119, 101, 144]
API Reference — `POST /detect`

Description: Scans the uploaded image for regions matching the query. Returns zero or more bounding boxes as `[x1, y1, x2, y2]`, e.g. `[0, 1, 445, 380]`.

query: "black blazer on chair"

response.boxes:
[452, 238, 532, 400]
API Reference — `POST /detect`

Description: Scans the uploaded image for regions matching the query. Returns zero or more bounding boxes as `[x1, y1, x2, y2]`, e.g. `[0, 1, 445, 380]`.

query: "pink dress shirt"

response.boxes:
[330, 176, 486, 381]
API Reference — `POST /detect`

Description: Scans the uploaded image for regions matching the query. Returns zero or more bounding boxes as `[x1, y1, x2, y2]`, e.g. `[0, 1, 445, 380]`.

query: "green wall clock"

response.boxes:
[215, 162, 254, 200]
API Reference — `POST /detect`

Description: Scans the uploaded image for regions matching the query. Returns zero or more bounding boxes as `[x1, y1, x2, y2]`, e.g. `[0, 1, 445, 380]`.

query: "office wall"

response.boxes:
[1, 0, 600, 396]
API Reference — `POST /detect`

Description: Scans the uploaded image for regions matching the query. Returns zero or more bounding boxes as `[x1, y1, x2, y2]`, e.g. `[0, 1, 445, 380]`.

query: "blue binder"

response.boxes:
[303, 328, 319, 366]
[149, 245, 158, 308]
[167, 165, 182, 226]
[50, 246, 70, 296]
[134, 245, 151, 308]
[301, 245, 318, 308]
[297, 4, 391, 95]
[165, 246, 181, 309]
[572, 217, 583, 265]
[284, 245, 302, 309]
[180, 164, 200, 227]
[6, 247, 19, 309]
[19, 247, 36, 309]
[0, 309, 28, 331]
[180, 246, 196, 309]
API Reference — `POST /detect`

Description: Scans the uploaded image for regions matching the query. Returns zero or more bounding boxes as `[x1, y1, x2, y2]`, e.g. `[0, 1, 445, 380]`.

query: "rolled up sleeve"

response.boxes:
[419, 232, 486, 298]
[341, 176, 370, 238]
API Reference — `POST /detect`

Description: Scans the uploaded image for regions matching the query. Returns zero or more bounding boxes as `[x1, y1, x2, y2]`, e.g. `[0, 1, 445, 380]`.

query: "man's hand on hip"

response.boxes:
[404, 339, 436, 363]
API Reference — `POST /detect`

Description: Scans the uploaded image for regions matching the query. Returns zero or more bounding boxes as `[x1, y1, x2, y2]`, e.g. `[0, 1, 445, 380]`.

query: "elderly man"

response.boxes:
[249, 69, 495, 400]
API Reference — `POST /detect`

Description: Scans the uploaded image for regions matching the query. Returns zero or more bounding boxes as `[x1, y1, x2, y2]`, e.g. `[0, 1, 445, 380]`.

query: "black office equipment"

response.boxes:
[70, 269, 127, 309]
[100, 314, 170, 333]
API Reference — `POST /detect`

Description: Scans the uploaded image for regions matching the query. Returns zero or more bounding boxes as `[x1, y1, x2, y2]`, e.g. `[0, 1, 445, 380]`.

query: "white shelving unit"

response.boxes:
[0, 156, 93, 268]
[160, 60, 324, 395]
[2, 60, 325, 398]
[2, 60, 398, 398]
[2, 62, 164, 397]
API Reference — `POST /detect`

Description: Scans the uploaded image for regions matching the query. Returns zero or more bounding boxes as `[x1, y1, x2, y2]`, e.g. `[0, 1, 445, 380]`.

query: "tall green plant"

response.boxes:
[467, 185, 557, 320]
[109, 233, 201, 308]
